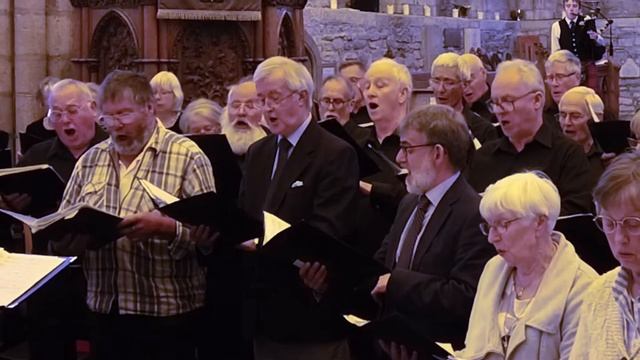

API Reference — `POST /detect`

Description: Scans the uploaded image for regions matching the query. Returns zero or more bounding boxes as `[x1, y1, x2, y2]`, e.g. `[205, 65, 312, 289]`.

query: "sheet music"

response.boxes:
[263, 211, 290, 245]
[138, 179, 179, 207]
[0, 249, 70, 308]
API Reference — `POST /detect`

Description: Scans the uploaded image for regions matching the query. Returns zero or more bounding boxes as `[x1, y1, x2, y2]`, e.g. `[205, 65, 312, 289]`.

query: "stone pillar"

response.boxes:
[14, 0, 47, 135]
[0, 1, 14, 136]
[46, 0, 75, 78]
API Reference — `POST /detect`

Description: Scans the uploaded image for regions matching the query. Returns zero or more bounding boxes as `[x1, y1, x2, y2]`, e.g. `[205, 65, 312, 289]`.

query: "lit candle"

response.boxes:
[423, 5, 431, 16]
[402, 4, 410, 15]
[386, 4, 394, 14]
[494, 11, 500, 20]
[330, 0, 337, 9]
[477, 10, 484, 19]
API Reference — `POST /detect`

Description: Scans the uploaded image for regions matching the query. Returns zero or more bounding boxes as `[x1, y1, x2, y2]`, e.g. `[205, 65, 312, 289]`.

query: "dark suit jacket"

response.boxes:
[239, 119, 359, 343]
[374, 175, 495, 348]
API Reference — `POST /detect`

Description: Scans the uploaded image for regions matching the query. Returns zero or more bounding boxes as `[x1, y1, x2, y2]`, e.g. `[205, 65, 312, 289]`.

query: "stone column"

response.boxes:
[46, 0, 75, 78]
[0, 1, 14, 136]
[14, 0, 47, 134]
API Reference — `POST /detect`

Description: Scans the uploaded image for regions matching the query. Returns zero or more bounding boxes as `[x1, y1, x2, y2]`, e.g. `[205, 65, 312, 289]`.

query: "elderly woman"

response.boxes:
[455, 171, 597, 359]
[558, 86, 610, 183]
[569, 152, 640, 359]
[150, 71, 184, 133]
[179, 98, 222, 134]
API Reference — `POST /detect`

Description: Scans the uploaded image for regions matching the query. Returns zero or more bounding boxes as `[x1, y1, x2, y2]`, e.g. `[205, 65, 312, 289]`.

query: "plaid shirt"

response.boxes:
[60, 121, 216, 316]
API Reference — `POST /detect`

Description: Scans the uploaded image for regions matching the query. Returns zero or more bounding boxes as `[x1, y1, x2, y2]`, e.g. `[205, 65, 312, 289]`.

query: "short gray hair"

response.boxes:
[431, 52, 461, 79]
[253, 56, 315, 108]
[179, 98, 223, 133]
[46, 79, 95, 130]
[495, 59, 545, 94]
[399, 104, 471, 170]
[480, 171, 561, 231]
[321, 75, 355, 100]
[368, 57, 413, 95]
[458, 53, 485, 82]
[545, 50, 582, 76]
[559, 86, 604, 122]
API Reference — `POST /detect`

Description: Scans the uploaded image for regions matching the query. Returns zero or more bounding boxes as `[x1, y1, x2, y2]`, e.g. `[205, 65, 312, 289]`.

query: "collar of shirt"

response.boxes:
[496, 121, 554, 154]
[278, 113, 312, 149]
[613, 268, 640, 344]
[564, 16, 579, 26]
[423, 171, 460, 208]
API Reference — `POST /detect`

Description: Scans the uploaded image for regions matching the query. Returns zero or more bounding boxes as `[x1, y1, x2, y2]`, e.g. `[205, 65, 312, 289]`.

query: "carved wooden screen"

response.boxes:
[89, 11, 140, 81]
[169, 22, 249, 106]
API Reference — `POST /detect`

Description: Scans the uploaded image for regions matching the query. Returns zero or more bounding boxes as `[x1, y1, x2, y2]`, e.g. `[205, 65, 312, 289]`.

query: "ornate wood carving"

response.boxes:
[264, 0, 307, 9]
[170, 22, 249, 106]
[278, 15, 295, 57]
[70, 0, 155, 8]
[90, 12, 140, 81]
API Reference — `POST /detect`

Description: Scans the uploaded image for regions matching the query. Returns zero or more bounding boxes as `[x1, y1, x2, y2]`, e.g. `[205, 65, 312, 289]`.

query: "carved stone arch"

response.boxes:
[277, 13, 296, 57]
[89, 10, 140, 81]
[170, 22, 249, 107]
[303, 31, 322, 98]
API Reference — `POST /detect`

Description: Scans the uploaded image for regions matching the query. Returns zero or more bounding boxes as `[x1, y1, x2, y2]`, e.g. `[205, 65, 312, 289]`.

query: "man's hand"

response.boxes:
[0, 193, 32, 212]
[191, 225, 218, 248]
[299, 261, 328, 293]
[379, 340, 418, 360]
[371, 273, 391, 304]
[235, 239, 258, 252]
[359, 181, 373, 195]
[587, 30, 599, 40]
[118, 210, 176, 240]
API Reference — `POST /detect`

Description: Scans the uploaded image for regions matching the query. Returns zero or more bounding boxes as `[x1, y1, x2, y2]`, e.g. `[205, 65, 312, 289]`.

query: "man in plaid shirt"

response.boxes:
[52, 70, 215, 360]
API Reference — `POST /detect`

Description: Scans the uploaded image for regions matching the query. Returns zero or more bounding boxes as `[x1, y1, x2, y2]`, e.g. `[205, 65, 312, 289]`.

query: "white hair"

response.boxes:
[368, 57, 413, 94]
[431, 52, 461, 79]
[480, 171, 560, 232]
[545, 50, 582, 76]
[458, 53, 485, 82]
[253, 56, 315, 108]
[495, 59, 545, 95]
[559, 86, 604, 122]
[150, 71, 184, 111]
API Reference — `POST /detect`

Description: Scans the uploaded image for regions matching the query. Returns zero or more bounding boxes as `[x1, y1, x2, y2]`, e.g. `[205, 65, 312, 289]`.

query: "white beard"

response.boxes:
[222, 121, 267, 155]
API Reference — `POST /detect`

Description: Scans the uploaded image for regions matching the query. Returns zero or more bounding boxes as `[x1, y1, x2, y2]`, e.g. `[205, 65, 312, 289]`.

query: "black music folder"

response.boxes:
[186, 134, 243, 200]
[358, 312, 453, 359]
[319, 118, 381, 178]
[260, 221, 389, 287]
[156, 191, 263, 245]
[588, 120, 631, 154]
[0, 204, 122, 247]
[0, 164, 65, 215]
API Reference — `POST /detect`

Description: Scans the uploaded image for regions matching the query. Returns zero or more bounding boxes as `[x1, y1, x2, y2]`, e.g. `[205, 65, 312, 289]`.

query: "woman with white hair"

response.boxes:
[179, 98, 222, 134]
[150, 71, 184, 133]
[455, 171, 597, 359]
[557, 86, 612, 183]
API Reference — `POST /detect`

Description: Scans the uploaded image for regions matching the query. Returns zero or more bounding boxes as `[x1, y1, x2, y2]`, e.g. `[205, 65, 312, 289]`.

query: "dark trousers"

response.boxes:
[89, 309, 200, 360]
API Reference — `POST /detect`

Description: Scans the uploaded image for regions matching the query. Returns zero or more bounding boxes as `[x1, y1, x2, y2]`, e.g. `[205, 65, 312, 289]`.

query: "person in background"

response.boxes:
[456, 171, 597, 359]
[629, 110, 640, 151]
[558, 86, 612, 184]
[570, 152, 640, 359]
[318, 76, 354, 125]
[459, 53, 494, 123]
[544, 50, 582, 129]
[430, 52, 497, 144]
[338, 57, 370, 125]
[150, 71, 184, 133]
[23, 76, 59, 153]
[179, 98, 223, 134]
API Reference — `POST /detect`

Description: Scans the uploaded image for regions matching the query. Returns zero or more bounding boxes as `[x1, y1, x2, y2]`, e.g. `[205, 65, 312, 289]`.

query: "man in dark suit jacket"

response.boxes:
[240, 56, 359, 360]
[301, 104, 494, 357]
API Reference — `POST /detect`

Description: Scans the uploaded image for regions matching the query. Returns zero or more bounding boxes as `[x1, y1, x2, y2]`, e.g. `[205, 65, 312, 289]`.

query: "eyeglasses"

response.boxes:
[628, 137, 640, 149]
[555, 112, 587, 123]
[488, 90, 540, 113]
[398, 143, 437, 156]
[97, 111, 140, 127]
[479, 217, 522, 236]
[257, 91, 298, 108]
[429, 78, 461, 90]
[320, 97, 349, 108]
[46, 102, 92, 125]
[230, 100, 260, 111]
[594, 215, 640, 236]
[545, 72, 577, 83]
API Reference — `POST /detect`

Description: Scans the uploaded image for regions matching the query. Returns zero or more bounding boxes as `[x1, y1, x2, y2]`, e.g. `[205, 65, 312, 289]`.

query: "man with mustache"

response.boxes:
[50, 70, 216, 360]
[430, 52, 498, 145]
[222, 79, 267, 162]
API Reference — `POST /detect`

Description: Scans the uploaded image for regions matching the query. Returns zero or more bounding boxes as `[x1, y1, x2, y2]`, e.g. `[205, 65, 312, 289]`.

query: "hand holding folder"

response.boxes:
[0, 164, 65, 216]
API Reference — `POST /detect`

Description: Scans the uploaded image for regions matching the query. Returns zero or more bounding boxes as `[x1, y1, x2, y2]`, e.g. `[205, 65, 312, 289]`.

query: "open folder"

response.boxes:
[0, 164, 65, 215]
[0, 203, 122, 247]
[319, 118, 381, 179]
[588, 120, 632, 154]
[0, 248, 76, 308]
[259, 217, 389, 288]
[139, 180, 263, 245]
[345, 312, 454, 359]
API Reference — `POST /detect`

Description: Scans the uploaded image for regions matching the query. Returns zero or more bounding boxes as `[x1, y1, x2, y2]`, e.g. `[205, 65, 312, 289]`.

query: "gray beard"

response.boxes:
[222, 123, 266, 155]
[112, 120, 156, 157]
